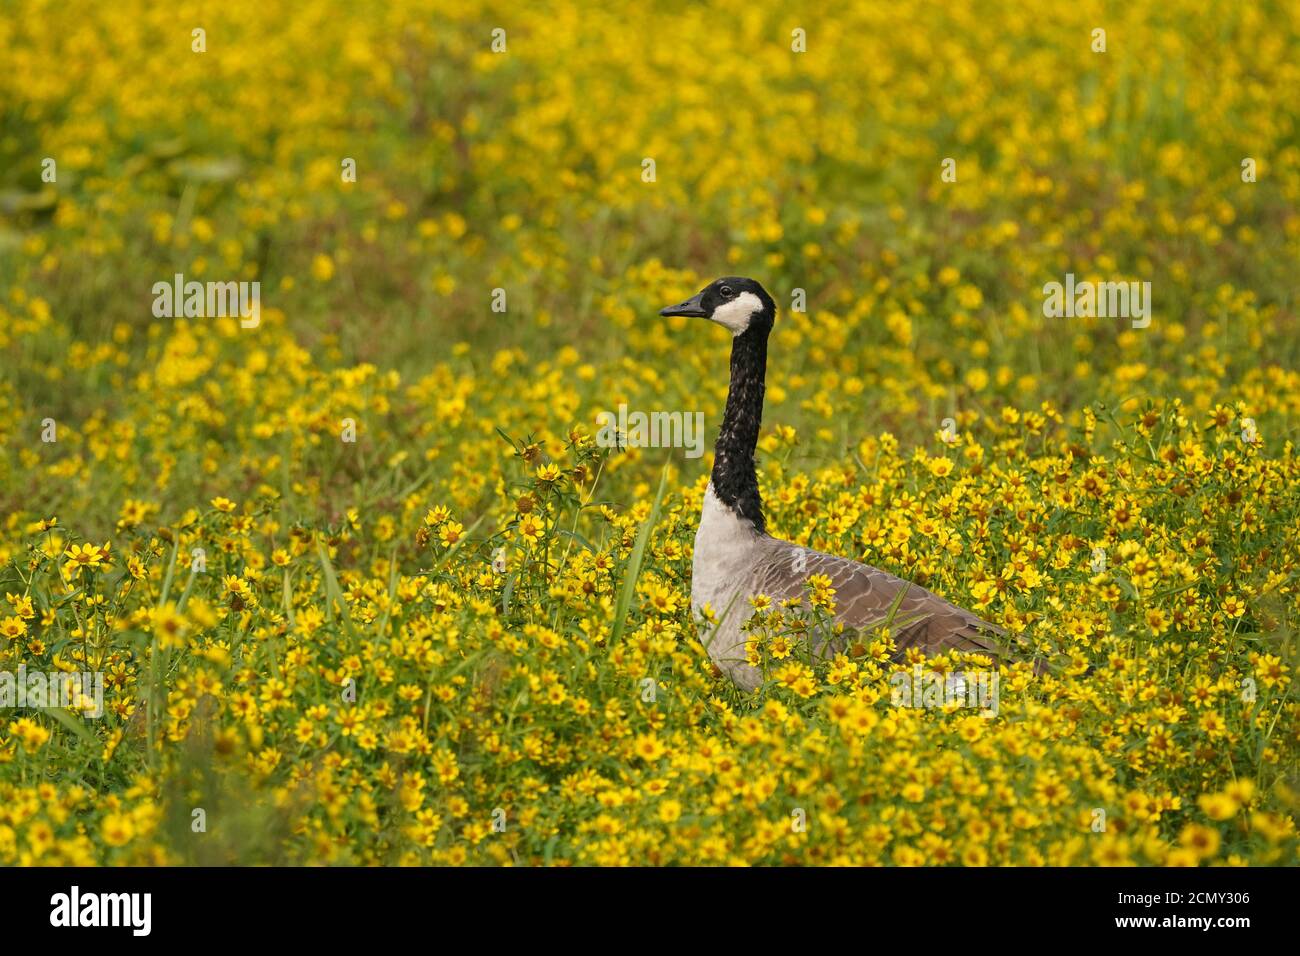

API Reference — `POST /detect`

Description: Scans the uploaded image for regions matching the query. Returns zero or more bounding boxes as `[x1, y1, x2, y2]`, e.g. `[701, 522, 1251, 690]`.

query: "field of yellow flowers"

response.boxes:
[0, 0, 1297, 866]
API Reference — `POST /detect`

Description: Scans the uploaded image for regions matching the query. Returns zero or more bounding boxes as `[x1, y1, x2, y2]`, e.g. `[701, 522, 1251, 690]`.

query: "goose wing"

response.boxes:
[749, 540, 1011, 662]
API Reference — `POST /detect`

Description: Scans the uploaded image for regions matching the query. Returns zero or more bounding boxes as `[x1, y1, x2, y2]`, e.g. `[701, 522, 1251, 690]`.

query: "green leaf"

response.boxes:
[315, 539, 358, 641]
[40, 707, 99, 750]
[609, 463, 669, 645]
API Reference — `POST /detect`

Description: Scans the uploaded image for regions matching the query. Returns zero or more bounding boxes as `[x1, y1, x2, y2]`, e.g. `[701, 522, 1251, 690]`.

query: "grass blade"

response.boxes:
[609, 463, 669, 645]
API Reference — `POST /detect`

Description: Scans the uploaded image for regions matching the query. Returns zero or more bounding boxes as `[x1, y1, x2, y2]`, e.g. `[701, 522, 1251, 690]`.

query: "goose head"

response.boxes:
[659, 276, 776, 336]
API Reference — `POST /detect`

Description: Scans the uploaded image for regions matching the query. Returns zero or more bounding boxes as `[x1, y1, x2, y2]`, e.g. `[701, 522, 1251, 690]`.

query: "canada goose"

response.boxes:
[660, 277, 1026, 691]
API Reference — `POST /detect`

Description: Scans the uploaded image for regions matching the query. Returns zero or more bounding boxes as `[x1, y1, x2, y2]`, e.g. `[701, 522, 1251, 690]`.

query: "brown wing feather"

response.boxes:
[750, 543, 1010, 663]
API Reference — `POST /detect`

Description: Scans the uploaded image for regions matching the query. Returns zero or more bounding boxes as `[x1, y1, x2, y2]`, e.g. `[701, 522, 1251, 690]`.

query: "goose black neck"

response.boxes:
[711, 324, 768, 532]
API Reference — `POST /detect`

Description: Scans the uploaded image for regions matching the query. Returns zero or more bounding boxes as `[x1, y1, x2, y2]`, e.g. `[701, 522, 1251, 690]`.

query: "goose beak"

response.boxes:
[659, 292, 708, 318]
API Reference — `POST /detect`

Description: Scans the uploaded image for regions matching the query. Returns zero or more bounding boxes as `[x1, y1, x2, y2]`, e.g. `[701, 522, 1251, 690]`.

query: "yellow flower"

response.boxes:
[101, 812, 136, 847]
[516, 514, 544, 545]
[927, 456, 954, 477]
[0, 616, 27, 640]
[311, 253, 336, 281]
[63, 542, 109, 572]
[1197, 791, 1240, 821]
[1179, 824, 1221, 860]
[431, 749, 460, 785]
[10, 717, 51, 750]
[632, 734, 666, 761]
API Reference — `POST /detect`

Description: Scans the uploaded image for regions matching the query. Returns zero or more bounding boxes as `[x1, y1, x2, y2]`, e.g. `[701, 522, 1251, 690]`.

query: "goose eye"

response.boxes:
[720, 285, 733, 297]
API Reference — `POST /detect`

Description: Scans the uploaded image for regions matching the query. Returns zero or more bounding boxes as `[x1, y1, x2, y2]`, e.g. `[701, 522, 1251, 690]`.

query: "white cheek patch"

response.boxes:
[709, 291, 763, 335]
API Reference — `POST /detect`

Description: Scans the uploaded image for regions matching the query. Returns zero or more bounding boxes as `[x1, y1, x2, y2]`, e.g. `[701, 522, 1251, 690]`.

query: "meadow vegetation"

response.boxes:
[0, 0, 1297, 864]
